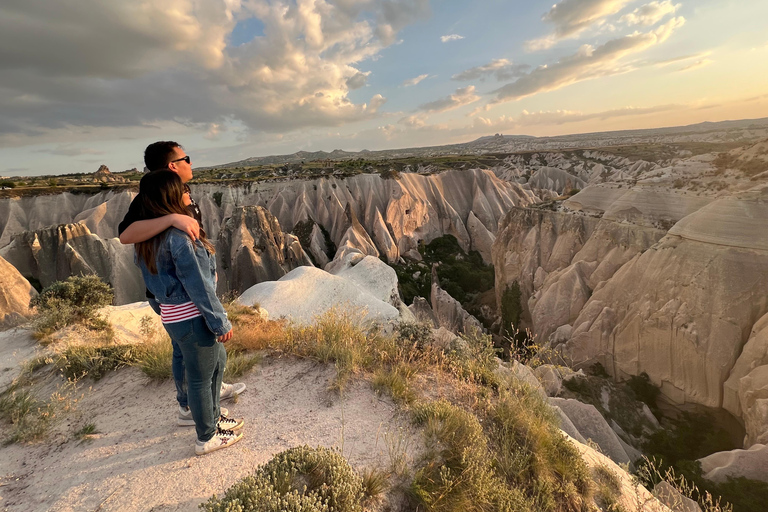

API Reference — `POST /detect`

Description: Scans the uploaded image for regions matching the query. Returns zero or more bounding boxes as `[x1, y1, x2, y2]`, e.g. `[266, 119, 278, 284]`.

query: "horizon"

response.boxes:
[1, 0, 767, 177]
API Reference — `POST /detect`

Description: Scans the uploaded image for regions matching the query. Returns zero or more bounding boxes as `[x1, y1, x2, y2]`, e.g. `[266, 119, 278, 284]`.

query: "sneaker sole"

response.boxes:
[195, 432, 243, 456]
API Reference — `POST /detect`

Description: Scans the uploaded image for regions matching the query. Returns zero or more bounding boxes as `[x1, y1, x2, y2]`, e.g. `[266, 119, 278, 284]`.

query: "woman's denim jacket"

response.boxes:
[136, 228, 231, 337]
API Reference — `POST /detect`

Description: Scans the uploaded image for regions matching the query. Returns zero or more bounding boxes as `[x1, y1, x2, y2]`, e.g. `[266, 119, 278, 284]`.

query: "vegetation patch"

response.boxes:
[30, 275, 114, 340]
[202, 445, 366, 512]
[390, 234, 494, 313]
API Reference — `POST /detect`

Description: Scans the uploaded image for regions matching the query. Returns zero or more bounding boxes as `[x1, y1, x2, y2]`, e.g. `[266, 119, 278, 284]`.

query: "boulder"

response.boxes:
[738, 366, 768, 446]
[495, 360, 546, 397]
[698, 444, 768, 484]
[331, 255, 399, 306]
[549, 397, 631, 465]
[236, 266, 399, 325]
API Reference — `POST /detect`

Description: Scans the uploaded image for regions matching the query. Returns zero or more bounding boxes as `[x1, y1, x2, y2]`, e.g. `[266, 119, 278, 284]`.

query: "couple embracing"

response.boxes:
[119, 141, 245, 456]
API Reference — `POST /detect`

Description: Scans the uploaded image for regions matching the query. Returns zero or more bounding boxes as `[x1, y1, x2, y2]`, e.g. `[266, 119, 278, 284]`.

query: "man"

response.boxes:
[119, 141, 246, 426]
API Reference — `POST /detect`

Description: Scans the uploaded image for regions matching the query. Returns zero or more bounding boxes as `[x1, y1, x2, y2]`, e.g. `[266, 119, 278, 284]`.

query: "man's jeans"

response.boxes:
[162, 316, 226, 442]
[149, 298, 188, 409]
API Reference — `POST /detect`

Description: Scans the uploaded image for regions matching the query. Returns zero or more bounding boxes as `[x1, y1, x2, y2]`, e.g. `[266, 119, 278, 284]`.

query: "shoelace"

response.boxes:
[219, 415, 237, 423]
[217, 428, 236, 436]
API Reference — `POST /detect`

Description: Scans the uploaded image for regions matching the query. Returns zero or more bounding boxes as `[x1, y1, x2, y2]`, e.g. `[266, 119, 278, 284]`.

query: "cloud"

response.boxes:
[491, 17, 685, 105]
[417, 86, 481, 113]
[399, 113, 429, 127]
[677, 58, 713, 72]
[494, 104, 681, 127]
[441, 34, 464, 43]
[367, 94, 387, 113]
[648, 51, 710, 67]
[451, 59, 530, 82]
[525, 0, 633, 51]
[402, 74, 429, 87]
[0, 0, 429, 146]
[620, 1, 680, 26]
[346, 71, 371, 89]
[35, 146, 106, 156]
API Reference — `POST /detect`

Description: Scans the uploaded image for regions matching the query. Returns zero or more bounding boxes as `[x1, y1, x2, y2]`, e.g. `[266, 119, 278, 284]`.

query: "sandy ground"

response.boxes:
[0, 332, 420, 512]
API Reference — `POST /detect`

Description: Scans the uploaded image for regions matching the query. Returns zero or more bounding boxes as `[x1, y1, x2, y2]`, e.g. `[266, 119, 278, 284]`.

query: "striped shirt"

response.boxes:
[159, 301, 202, 324]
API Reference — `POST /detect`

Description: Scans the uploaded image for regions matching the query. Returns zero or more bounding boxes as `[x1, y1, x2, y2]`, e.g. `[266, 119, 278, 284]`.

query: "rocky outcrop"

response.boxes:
[215, 206, 313, 295]
[549, 397, 632, 466]
[528, 167, 586, 194]
[0, 223, 142, 305]
[0, 254, 37, 329]
[430, 265, 482, 335]
[194, 169, 535, 262]
[0, 190, 126, 247]
[561, 199, 768, 412]
[724, 312, 768, 447]
[330, 255, 400, 307]
[236, 266, 399, 325]
[698, 444, 768, 483]
[492, 207, 664, 336]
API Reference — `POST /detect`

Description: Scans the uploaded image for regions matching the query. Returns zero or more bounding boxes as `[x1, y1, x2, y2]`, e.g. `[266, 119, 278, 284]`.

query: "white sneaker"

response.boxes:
[217, 414, 244, 431]
[220, 382, 247, 401]
[177, 405, 229, 427]
[195, 428, 243, 456]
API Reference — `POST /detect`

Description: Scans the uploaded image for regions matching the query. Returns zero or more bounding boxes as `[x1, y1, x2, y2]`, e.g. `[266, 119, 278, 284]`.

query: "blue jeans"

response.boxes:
[163, 316, 226, 442]
[150, 298, 189, 409]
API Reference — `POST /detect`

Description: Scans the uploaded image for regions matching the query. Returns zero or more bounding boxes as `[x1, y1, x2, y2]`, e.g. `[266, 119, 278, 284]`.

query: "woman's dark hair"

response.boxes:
[134, 170, 214, 274]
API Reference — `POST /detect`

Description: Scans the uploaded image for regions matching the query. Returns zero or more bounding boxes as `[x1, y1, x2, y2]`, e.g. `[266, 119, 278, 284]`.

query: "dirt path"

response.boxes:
[0, 353, 418, 512]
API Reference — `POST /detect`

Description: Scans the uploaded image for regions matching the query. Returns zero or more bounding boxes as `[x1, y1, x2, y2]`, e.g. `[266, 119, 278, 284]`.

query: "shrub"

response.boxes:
[202, 445, 365, 512]
[56, 344, 139, 381]
[500, 281, 523, 337]
[30, 275, 114, 338]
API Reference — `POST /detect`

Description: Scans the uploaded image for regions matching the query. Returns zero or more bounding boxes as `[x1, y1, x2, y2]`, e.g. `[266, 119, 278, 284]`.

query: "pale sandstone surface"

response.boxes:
[236, 266, 399, 325]
[215, 206, 312, 295]
[0, 328, 38, 391]
[567, 434, 672, 512]
[549, 397, 631, 466]
[0, 223, 144, 305]
[668, 197, 768, 250]
[0, 190, 123, 247]
[331, 255, 400, 306]
[466, 210, 495, 264]
[564, 235, 768, 409]
[698, 443, 768, 484]
[527, 166, 587, 194]
[724, 312, 768, 446]
[601, 188, 712, 227]
[0, 254, 36, 329]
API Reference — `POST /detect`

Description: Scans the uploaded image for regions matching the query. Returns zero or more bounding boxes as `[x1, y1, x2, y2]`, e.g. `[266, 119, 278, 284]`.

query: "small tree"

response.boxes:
[30, 275, 114, 337]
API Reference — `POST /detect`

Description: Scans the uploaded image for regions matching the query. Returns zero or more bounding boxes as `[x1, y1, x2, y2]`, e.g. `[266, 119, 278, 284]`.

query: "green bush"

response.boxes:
[30, 275, 114, 337]
[202, 445, 365, 512]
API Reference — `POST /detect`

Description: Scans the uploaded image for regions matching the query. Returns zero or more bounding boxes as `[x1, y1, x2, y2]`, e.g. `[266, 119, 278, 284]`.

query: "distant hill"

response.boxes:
[202, 117, 768, 169]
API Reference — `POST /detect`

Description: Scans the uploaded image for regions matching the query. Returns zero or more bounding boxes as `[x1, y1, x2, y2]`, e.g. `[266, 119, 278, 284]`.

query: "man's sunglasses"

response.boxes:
[170, 155, 191, 164]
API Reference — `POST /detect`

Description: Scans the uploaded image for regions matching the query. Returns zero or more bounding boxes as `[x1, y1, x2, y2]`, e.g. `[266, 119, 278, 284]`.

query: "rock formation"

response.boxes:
[215, 206, 313, 295]
[236, 265, 400, 325]
[0, 254, 37, 329]
[0, 223, 143, 305]
[430, 265, 482, 335]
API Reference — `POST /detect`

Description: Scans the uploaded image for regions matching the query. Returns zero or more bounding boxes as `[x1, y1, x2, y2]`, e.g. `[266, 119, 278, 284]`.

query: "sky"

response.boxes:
[1, 0, 767, 177]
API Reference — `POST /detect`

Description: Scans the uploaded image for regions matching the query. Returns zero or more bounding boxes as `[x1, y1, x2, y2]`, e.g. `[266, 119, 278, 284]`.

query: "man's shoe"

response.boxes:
[220, 382, 247, 401]
[195, 428, 243, 456]
[178, 406, 229, 427]
[217, 414, 244, 431]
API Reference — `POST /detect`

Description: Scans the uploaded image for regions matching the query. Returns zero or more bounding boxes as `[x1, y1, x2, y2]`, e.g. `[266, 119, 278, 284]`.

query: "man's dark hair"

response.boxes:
[144, 141, 182, 172]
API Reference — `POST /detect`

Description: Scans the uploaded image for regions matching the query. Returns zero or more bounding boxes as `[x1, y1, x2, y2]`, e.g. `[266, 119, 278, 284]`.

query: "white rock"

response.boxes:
[549, 397, 631, 466]
[237, 266, 399, 325]
[534, 364, 563, 396]
[699, 444, 768, 483]
[332, 255, 399, 306]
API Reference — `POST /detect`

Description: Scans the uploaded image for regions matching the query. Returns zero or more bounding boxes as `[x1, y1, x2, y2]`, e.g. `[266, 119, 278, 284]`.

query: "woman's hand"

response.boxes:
[217, 329, 233, 343]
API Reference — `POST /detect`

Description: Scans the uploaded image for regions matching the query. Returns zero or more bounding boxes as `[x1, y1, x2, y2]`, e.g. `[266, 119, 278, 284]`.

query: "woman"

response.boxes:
[134, 170, 244, 455]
